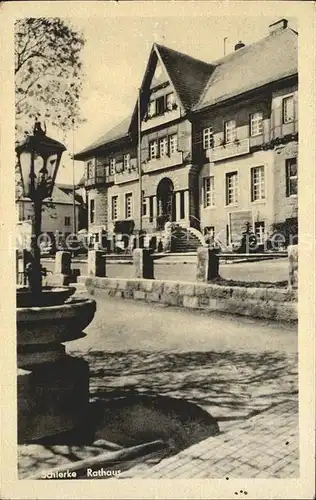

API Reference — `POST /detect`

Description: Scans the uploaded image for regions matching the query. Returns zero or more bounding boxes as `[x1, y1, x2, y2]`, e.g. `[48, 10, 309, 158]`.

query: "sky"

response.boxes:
[55, 13, 297, 185]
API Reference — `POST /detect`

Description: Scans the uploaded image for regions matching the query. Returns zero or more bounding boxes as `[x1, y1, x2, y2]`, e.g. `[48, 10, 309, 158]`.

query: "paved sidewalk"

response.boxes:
[119, 400, 299, 479]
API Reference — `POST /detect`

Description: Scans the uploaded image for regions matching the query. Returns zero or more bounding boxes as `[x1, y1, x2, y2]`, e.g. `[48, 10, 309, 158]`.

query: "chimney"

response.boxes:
[269, 18, 288, 35]
[234, 41, 245, 51]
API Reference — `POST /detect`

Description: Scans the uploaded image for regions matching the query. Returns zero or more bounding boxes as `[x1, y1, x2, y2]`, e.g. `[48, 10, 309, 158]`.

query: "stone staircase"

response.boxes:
[171, 227, 205, 253]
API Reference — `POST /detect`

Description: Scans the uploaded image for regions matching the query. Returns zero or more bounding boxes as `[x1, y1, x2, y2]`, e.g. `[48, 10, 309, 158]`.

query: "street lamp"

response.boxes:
[15, 121, 66, 298]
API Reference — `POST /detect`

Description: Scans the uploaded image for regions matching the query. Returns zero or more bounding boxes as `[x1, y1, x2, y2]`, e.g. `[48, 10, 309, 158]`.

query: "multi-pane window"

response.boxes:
[111, 196, 118, 221]
[142, 191, 147, 216]
[90, 199, 95, 224]
[203, 127, 213, 149]
[203, 176, 215, 208]
[159, 137, 168, 157]
[250, 112, 263, 136]
[169, 134, 178, 154]
[226, 172, 238, 205]
[109, 157, 116, 175]
[251, 166, 265, 201]
[149, 140, 158, 159]
[125, 193, 133, 219]
[123, 154, 131, 169]
[224, 120, 236, 143]
[286, 158, 298, 196]
[283, 95, 294, 124]
[166, 92, 175, 111]
[64, 216, 71, 226]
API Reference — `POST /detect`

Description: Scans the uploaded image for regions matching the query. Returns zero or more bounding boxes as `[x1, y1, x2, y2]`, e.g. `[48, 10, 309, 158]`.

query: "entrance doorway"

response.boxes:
[156, 177, 176, 230]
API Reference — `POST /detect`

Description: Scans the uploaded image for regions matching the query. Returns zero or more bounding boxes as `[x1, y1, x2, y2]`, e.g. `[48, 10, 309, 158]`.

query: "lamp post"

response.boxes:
[15, 121, 66, 300]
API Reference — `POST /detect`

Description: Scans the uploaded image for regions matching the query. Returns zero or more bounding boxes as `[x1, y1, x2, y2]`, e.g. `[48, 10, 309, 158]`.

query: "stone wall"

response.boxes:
[78, 276, 297, 322]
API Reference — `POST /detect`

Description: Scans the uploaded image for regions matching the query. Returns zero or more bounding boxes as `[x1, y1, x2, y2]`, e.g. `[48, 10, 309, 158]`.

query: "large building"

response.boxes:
[74, 18, 298, 251]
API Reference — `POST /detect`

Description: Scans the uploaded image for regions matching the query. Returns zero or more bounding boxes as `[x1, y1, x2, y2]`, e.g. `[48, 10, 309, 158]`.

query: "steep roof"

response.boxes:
[74, 117, 131, 160]
[18, 184, 80, 205]
[74, 26, 298, 159]
[196, 27, 298, 110]
[57, 184, 84, 203]
[155, 44, 215, 111]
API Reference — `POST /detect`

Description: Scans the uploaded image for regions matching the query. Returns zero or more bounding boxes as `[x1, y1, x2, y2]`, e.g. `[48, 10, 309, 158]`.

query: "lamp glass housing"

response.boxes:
[16, 127, 66, 200]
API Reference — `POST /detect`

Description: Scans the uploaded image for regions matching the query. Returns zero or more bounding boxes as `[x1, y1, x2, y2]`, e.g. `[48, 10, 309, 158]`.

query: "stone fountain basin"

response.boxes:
[17, 297, 96, 346]
[17, 286, 76, 308]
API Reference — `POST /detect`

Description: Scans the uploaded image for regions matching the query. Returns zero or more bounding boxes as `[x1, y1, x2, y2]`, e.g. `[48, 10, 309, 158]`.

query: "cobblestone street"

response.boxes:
[18, 293, 298, 479]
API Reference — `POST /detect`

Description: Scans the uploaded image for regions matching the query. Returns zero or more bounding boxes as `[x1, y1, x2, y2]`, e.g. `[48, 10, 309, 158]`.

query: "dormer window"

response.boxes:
[145, 92, 177, 120]
[156, 96, 165, 115]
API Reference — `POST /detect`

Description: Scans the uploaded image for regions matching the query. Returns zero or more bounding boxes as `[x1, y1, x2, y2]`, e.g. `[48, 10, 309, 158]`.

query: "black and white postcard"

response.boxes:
[0, 1, 315, 499]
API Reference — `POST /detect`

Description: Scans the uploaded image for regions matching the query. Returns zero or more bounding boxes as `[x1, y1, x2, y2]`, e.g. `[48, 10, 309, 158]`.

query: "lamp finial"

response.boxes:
[33, 120, 46, 136]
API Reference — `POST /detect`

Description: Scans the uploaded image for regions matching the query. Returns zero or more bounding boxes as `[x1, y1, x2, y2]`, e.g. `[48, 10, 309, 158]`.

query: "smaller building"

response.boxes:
[16, 184, 81, 239]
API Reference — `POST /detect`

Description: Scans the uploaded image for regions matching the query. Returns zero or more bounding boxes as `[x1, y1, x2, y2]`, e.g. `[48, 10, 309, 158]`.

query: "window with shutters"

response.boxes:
[156, 96, 165, 115]
[123, 154, 131, 169]
[87, 161, 95, 179]
[166, 92, 176, 111]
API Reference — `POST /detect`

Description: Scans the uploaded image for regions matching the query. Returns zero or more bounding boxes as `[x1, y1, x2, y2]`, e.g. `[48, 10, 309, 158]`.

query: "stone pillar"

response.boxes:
[88, 250, 106, 277]
[288, 244, 298, 289]
[55, 251, 71, 275]
[184, 190, 189, 221]
[50, 251, 71, 286]
[153, 195, 157, 221]
[196, 246, 219, 282]
[176, 191, 181, 222]
[133, 248, 154, 279]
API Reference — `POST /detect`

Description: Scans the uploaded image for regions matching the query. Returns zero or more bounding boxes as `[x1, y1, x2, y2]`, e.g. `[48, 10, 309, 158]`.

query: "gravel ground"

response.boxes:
[42, 258, 289, 283]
